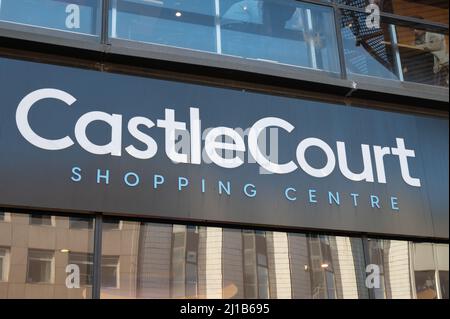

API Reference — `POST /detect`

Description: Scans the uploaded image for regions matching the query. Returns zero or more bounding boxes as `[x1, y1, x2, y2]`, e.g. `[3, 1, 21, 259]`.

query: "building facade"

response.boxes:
[0, 0, 448, 299]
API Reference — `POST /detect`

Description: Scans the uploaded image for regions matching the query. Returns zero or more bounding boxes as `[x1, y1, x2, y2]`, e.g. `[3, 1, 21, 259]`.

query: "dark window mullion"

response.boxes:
[92, 214, 103, 299]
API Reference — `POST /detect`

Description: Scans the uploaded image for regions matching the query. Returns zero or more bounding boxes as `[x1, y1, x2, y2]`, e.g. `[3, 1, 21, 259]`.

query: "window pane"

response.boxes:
[29, 214, 52, 226]
[340, 9, 399, 80]
[110, 0, 340, 73]
[27, 249, 54, 283]
[68, 252, 94, 286]
[101, 256, 119, 288]
[336, 0, 449, 25]
[69, 217, 94, 229]
[185, 262, 198, 297]
[435, 244, 449, 271]
[221, 0, 340, 72]
[396, 25, 448, 87]
[103, 218, 121, 231]
[415, 270, 438, 299]
[96, 218, 446, 299]
[288, 234, 368, 299]
[439, 271, 449, 299]
[110, 0, 217, 52]
[0, 0, 100, 35]
[0, 248, 7, 282]
[0, 212, 4, 221]
[366, 239, 387, 299]
[413, 243, 435, 270]
[0, 212, 94, 298]
[257, 266, 269, 299]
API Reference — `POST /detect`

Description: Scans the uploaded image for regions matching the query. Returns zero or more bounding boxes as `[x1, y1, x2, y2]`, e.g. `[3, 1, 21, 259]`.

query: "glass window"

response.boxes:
[26, 249, 54, 284]
[307, 235, 338, 299]
[169, 225, 200, 298]
[0, 212, 94, 298]
[340, 9, 399, 80]
[414, 270, 438, 299]
[395, 25, 449, 87]
[69, 217, 94, 229]
[68, 252, 94, 286]
[101, 256, 120, 289]
[103, 218, 121, 231]
[336, 0, 449, 25]
[439, 271, 449, 299]
[110, 0, 217, 52]
[29, 214, 53, 226]
[0, 0, 101, 35]
[366, 239, 387, 299]
[96, 217, 448, 299]
[0, 212, 5, 221]
[171, 225, 187, 298]
[110, 0, 340, 73]
[242, 230, 270, 299]
[288, 234, 368, 299]
[413, 243, 438, 299]
[221, 0, 340, 72]
[339, 6, 449, 87]
[371, 240, 415, 299]
[0, 247, 9, 282]
[435, 244, 449, 299]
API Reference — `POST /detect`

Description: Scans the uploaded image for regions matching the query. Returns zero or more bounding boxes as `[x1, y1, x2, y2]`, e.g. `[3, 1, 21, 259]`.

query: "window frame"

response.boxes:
[26, 249, 55, 284]
[69, 216, 95, 230]
[29, 214, 54, 226]
[0, 247, 10, 282]
[242, 230, 271, 299]
[68, 252, 95, 287]
[0, 0, 447, 102]
[0, 0, 104, 45]
[101, 255, 120, 289]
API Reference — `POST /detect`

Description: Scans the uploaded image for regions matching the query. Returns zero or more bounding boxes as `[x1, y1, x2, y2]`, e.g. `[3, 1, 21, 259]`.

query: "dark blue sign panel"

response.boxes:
[0, 57, 448, 239]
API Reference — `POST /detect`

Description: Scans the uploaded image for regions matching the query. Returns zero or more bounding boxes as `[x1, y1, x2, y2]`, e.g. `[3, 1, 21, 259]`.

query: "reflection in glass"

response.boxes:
[242, 230, 270, 299]
[27, 249, 54, 284]
[221, 0, 340, 72]
[98, 218, 450, 299]
[0, 247, 9, 282]
[439, 271, 449, 299]
[29, 214, 52, 226]
[2, 212, 448, 299]
[340, 9, 398, 80]
[110, 0, 217, 53]
[102, 256, 120, 288]
[109, 0, 340, 73]
[0, 0, 100, 35]
[336, 0, 449, 25]
[136, 223, 172, 298]
[68, 252, 93, 286]
[415, 271, 437, 299]
[396, 26, 449, 87]
[170, 225, 200, 298]
[339, 6, 449, 87]
[413, 243, 437, 299]
[0, 213, 94, 298]
[307, 235, 337, 298]
[435, 244, 449, 299]
[366, 239, 387, 299]
[288, 234, 369, 299]
[70, 217, 94, 229]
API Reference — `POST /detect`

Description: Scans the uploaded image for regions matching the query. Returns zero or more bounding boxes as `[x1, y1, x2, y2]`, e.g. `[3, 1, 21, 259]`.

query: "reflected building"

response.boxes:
[0, 212, 448, 299]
